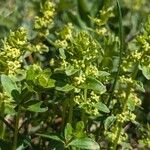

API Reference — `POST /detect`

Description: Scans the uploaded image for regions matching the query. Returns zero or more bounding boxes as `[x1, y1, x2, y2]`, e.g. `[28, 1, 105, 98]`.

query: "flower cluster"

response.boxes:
[91, 6, 114, 26]
[0, 27, 28, 74]
[55, 23, 74, 49]
[54, 24, 106, 116]
[121, 16, 150, 79]
[0, 92, 15, 114]
[74, 91, 100, 116]
[34, 0, 55, 36]
[104, 126, 128, 144]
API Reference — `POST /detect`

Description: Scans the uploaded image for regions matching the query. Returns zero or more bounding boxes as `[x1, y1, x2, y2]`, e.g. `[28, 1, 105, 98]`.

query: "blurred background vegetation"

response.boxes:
[1, 0, 150, 37]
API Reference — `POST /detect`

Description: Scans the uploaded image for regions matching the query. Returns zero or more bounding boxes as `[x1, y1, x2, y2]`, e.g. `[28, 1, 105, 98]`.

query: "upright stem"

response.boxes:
[12, 106, 20, 150]
[62, 100, 68, 130]
[112, 90, 130, 150]
[68, 93, 74, 124]
[0, 101, 5, 139]
[68, 102, 73, 124]
[107, 0, 124, 106]
[81, 89, 87, 124]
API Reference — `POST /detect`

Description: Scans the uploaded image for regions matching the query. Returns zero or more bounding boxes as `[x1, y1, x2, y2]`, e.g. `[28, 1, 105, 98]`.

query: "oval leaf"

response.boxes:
[140, 66, 150, 80]
[65, 123, 73, 141]
[94, 102, 110, 113]
[56, 84, 74, 92]
[80, 77, 106, 94]
[37, 134, 63, 143]
[104, 115, 116, 130]
[27, 101, 48, 113]
[69, 138, 100, 150]
[1, 74, 19, 97]
[65, 65, 79, 76]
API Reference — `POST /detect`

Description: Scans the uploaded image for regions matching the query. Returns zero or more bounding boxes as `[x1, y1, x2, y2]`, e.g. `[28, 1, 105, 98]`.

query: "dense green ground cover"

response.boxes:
[0, 0, 150, 149]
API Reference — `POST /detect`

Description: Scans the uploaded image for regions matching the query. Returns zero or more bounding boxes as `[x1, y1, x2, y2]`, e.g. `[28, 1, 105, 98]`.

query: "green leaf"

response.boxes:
[38, 76, 55, 88]
[127, 98, 136, 111]
[94, 102, 110, 113]
[68, 138, 100, 150]
[77, 0, 91, 25]
[65, 65, 79, 76]
[37, 134, 63, 143]
[134, 81, 145, 92]
[56, 84, 74, 92]
[1, 74, 19, 97]
[140, 65, 150, 80]
[11, 90, 20, 103]
[20, 88, 33, 102]
[98, 71, 110, 77]
[59, 48, 66, 59]
[81, 77, 106, 94]
[104, 115, 116, 130]
[76, 121, 84, 132]
[38, 75, 48, 87]
[26, 67, 38, 81]
[16, 144, 25, 150]
[27, 101, 48, 113]
[37, 73, 55, 88]
[65, 123, 73, 141]
[75, 121, 85, 138]
[47, 79, 56, 88]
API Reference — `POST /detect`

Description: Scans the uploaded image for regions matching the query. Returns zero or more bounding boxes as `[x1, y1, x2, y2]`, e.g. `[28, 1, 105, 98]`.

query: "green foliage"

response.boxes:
[0, 0, 150, 149]
[37, 122, 99, 149]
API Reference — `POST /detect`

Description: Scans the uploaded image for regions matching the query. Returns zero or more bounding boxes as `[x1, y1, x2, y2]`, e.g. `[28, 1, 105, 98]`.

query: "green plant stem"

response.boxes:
[112, 49, 144, 149]
[68, 101, 73, 124]
[112, 90, 130, 150]
[0, 101, 5, 139]
[12, 106, 20, 150]
[62, 100, 68, 130]
[112, 122, 122, 150]
[107, 0, 124, 106]
[68, 93, 74, 124]
[81, 89, 87, 124]
[112, 54, 144, 150]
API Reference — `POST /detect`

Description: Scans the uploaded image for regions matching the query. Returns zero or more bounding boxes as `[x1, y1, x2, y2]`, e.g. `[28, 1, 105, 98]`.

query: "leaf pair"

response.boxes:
[37, 122, 100, 150]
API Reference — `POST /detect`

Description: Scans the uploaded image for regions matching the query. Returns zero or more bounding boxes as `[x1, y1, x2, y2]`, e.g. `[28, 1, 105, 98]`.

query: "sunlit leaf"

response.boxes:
[68, 138, 100, 150]
[1, 74, 19, 97]
[94, 102, 110, 113]
[37, 134, 64, 143]
[104, 115, 116, 130]
[27, 101, 48, 113]
[65, 123, 73, 141]
[80, 77, 106, 94]
[56, 84, 74, 92]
